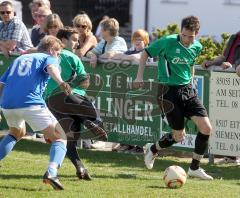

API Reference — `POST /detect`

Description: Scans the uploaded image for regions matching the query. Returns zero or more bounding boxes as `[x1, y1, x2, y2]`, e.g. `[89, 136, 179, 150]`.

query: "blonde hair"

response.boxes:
[43, 13, 64, 34]
[72, 13, 92, 31]
[38, 35, 64, 52]
[131, 29, 149, 46]
[100, 18, 119, 37]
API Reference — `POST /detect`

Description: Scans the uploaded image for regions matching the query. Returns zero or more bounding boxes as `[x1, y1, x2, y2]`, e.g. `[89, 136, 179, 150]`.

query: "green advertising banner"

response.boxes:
[0, 53, 209, 148]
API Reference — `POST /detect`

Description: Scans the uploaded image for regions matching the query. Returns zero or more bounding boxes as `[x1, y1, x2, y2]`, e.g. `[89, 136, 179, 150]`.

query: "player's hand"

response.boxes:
[221, 62, 232, 69]
[201, 60, 213, 69]
[132, 77, 144, 89]
[60, 82, 72, 95]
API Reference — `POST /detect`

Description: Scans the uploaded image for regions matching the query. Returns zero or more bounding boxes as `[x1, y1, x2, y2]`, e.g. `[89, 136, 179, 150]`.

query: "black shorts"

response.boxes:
[47, 93, 99, 139]
[157, 83, 208, 130]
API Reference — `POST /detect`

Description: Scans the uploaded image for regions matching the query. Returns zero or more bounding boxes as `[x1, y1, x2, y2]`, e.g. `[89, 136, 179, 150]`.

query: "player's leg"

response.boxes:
[184, 84, 213, 180]
[68, 94, 107, 140]
[41, 122, 67, 190]
[25, 107, 67, 190]
[144, 85, 184, 169]
[188, 116, 213, 180]
[66, 116, 91, 180]
[0, 109, 26, 160]
[48, 93, 92, 179]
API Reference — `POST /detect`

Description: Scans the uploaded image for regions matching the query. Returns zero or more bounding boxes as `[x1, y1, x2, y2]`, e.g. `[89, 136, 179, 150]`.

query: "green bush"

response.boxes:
[152, 24, 230, 64]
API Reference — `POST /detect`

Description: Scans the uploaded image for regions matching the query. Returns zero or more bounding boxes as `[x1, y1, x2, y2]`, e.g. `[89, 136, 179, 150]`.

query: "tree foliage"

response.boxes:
[152, 24, 230, 64]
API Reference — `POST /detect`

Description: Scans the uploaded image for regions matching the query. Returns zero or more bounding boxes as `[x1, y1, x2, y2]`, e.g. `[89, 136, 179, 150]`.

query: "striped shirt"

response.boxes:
[0, 17, 33, 52]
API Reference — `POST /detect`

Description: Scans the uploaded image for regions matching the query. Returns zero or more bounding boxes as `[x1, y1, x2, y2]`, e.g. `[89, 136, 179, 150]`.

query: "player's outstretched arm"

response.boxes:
[47, 64, 72, 95]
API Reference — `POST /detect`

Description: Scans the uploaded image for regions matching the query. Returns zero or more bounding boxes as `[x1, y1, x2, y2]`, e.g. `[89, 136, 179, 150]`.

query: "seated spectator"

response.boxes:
[0, 1, 33, 57]
[30, 5, 52, 46]
[28, 0, 51, 25]
[113, 29, 149, 62]
[73, 13, 97, 58]
[43, 13, 64, 37]
[86, 18, 127, 68]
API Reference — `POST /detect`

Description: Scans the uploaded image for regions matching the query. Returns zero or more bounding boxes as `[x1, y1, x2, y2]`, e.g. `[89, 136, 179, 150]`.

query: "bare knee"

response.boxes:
[9, 127, 26, 141]
[199, 123, 212, 135]
[42, 122, 67, 144]
[172, 130, 186, 142]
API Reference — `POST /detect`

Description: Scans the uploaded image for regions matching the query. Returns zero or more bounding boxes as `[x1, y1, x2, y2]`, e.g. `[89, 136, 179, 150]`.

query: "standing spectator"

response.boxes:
[0, 35, 71, 190]
[73, 13, 97, 58]
[30, 5, 52, 46]
[202, 31, 240, 165]
[0, 1, 33, 57]
[134, 16, 213, 180]
[86, 18, 127, 68]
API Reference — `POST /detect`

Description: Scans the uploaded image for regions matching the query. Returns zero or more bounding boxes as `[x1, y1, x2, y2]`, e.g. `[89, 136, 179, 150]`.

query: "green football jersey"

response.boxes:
[145, 34, 202, 85]
[44, 49, 87, 99]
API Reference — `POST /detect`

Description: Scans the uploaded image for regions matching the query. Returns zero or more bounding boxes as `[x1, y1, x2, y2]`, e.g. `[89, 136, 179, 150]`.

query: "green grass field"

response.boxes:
[0, 140, 239, 198]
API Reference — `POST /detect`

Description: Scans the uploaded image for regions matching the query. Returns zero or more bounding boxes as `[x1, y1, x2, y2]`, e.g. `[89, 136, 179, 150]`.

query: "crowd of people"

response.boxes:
[0, 0, 239, 191]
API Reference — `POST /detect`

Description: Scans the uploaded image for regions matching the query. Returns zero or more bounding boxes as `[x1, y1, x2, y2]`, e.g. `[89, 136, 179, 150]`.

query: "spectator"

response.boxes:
[202, 31, 240, 165]
[73, 13, 97, 58]
[43, 13, 64, 37]
[86, 18, 127, 68]
[95, 15, 109, 41]
[28, 0, 51, 25]
[0, 1, 33, 57]
[113, 29, 150, 62]
[30, 5, 52, 46]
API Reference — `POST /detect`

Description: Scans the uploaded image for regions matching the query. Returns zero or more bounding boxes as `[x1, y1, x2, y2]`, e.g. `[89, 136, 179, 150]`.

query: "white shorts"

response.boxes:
[2, 106, 57, 131]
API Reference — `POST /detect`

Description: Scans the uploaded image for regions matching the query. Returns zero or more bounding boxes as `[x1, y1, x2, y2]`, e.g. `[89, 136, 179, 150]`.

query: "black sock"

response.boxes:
[190, 132, 209, 170]
[66, 141, 82, 171]
[158, 133, 176, 148]
[150, 133, 176, 153]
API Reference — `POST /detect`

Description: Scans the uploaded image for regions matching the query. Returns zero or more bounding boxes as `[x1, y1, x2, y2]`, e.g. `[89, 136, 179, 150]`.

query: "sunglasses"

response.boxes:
[0, 11, 11, 15]
[76, 24, 87, 29]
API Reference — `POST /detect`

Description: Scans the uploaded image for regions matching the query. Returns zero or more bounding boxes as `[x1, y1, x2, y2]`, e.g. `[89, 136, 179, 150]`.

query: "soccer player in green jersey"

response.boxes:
[134, 16, 213, 180]
[45, 27, 107, 180]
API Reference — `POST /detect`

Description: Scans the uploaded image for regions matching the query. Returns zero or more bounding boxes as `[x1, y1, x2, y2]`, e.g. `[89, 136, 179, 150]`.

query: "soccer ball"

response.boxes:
[163, 165, 187, 188]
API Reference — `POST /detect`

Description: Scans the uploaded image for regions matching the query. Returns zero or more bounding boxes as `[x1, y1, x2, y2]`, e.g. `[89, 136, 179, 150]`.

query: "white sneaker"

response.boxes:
[188, 168, 213, 180]
[144, 143, 158, 169]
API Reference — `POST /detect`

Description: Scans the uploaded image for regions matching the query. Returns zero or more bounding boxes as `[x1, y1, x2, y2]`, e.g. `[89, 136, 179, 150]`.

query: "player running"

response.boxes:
[0, 35, 71, 190]
[134, 16, 213, 180]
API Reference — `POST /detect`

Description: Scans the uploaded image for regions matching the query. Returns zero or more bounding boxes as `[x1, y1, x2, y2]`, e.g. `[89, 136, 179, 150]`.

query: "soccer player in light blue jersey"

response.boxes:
[0, 35, 71, 190]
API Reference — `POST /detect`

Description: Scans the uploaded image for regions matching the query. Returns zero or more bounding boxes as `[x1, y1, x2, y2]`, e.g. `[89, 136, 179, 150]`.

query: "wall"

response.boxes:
[132, 0, 240, 39]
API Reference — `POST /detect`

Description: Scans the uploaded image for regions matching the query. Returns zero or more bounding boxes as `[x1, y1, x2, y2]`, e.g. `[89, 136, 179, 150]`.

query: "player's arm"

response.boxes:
[46, 64, 72, 95]
[133, 50, 148, 88]
[79, 74, 90, 89]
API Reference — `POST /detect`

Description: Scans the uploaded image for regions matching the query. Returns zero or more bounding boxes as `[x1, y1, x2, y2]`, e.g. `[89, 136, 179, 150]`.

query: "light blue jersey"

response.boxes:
[0, 53, 59, 109]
